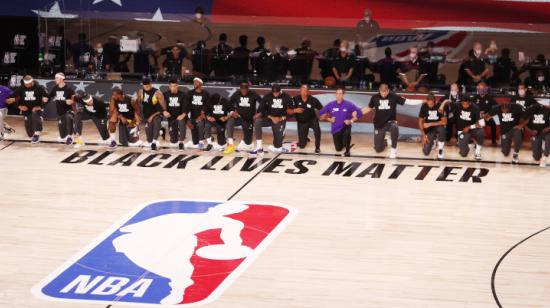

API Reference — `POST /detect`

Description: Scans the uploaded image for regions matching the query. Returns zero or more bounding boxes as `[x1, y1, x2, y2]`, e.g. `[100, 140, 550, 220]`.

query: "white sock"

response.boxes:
[228, 138, 234, 145]
[437, 141, 444, 150]
[109, 133, 115, 141]
[256, 140, 262, 149]
[34, 131, 41, 136]
[475, 144, 482, 154]
[207, 137, 212, 144]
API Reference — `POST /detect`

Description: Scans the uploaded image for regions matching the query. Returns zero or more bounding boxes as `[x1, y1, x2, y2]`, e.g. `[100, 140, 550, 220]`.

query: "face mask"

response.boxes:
[339, 47, 347, 52]
[96, 48, 103, 54]
[490, 44, 497, 49]
[410, 52, 417, 60]
[518, 89, 526, 96]
[364, 17, 371, 23]
[538, 76, 545, 82]
[450, 91, 458, 97]
[474, 50, 482, 57]
[195, 13, 202, 19]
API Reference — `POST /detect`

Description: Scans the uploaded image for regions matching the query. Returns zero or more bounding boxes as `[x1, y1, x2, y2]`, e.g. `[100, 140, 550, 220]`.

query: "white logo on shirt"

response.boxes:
[428, 110, 439, 120]
[239, 97, 250, 107]
[55, 91, 66, 101]
[192, 95, 203, 106]
[502, 113, 514, 122]
[25, 91, 36, 101]
[168, 97, 180, 107]
[378, 99, 390, 110]
[272, 98, 283, 109]
[117, 103, 129, 113]
[516, 100, 525, 108]
[85, 105, 96, 113]
[533, 114, 545, 124]
[213, 105, 224, 115]
[460, 111, 471, 121]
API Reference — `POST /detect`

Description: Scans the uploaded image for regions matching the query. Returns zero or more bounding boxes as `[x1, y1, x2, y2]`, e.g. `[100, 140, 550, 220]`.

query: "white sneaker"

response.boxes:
[58, 136, 68, 143]
[185, 141, 198, 149]
[437, 149, 444, 160]
[475, 152, 482, 161]
[143, 142, 152, 148]
[267, 145, 275, 152]
[389, 148, 397, 159]
[129, 140, 143, 147]
[170, 142, 178, 148]
[540, 156, 547, 168]
[237, 142, 253, 152]
[213, 143, 225, 151]
[385, 135, 392, 148]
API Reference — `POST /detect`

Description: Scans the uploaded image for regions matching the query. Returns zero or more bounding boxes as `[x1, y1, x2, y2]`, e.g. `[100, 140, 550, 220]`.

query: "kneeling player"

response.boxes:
[136, 78, 168, 151]
[225, 83, 260, 153]
[74, 94, 110, 147]
[7, 75, 49, 143]
[418, 94, 447, 159]
[440, 96, 484, 160]
[108, 88, 141, 150]
[185, 77, 211, 150]
[486, 102, 524, 164]
[163, 79, 188, 150]
[205, 93, 233, 151]
[49, 73, 77, 145]
[521, 101, 550, 167]
[289, 84, 323, 153]
[319, 87, 362, 156]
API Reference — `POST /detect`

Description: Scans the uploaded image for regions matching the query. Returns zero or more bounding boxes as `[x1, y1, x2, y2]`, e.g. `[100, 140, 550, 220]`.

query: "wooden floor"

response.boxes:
[1, 118, 550, 308]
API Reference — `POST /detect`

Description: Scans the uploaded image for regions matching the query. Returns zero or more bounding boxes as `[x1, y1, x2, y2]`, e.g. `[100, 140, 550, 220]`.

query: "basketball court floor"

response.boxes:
[1, 118, 550, 308]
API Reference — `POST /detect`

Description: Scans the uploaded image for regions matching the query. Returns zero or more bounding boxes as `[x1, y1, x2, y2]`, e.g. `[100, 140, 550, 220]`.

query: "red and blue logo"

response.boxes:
[32, 200, 297, 306]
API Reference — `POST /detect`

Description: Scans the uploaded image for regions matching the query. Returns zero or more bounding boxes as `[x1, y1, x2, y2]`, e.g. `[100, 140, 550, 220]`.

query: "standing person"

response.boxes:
[486, 102, 524, 164]
[464, 42, 490, 88]
[289, 84, 323, 153]
[472, 82, 497, 146]
[361, 84, 406, 158]
[108, 88, 141, 150]
[511, 83, 537, 110]
[231, 35, 251, 78]
[74, 94, 110, 147]
[0, 82, 14, 140]
[440, 83, 461, 142]
[135, 78, 168, 151]
[204, 93, 233, 151]
[521, 101, 550, 167]
[319, 87, 362, 156]
[331, 41, 355, 86]
[418, 94, 447, 159]
[211, 33, 233, 77]
[163, 79, 188, 150]
[225, 83, 261, 154]
[440, 96, 485, 160]
[6, 75, 49, 143]
[252, 84, 293, 154]
[185, 77, 211, 150]
[49, 73, 76, 145]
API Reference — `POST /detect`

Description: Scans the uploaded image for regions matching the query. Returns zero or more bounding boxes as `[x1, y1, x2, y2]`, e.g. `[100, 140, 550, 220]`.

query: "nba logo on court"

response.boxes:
[32, 200, 297, 306]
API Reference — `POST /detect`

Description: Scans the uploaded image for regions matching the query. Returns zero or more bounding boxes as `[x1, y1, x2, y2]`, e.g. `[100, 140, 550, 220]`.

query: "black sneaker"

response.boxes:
[151, 142, 157, 151]
[344, 151, 351, 157]
[108, 140, 117, 151]
[178, 142, 184, 150]
[512, 153, 519, 164]
[315, 147, 321, 154]
[65, 136, 74, 146]
[205, 144, 213, 151]
[31, 134, 40, 144]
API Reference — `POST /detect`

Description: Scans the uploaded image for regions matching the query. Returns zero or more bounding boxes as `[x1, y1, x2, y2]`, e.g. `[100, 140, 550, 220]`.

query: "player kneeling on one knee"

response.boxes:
[485, 102, 524, 164]
[186, 77, 211, 150]
[418, 94, 447, 160]
[7, 75, 49, 144]
[74, 94, 110, 147]
[441, 95, 484, 160]
[163, 79, 189, 150]
[205, 93, 232, 151]
[319, 86, 362, 156]
[252, 84, 293, 154]
[137, 77, 169, 151]
[362, 83, 406, 158]
[108, 88, 141, 150]
[225, 83, 260, 154]
[521, 100, 550, 167]
[289, 84, 323, 154]
[49, 73, 77, 146]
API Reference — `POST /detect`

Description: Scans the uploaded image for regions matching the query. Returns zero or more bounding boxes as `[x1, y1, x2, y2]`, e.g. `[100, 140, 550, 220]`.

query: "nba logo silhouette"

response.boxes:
[32, 200, 297, 306]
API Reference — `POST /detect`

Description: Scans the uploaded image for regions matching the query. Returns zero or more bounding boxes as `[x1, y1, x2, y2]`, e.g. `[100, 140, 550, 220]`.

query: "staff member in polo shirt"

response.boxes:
[319, 86, 362, 156]
[289, 84, 323, 153]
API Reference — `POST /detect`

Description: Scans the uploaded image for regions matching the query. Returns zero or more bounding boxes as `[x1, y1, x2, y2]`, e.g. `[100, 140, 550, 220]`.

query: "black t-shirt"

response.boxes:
[418, 103, 446, 132]
[49, 84, 76, 116]
[230, 91, 260, 121]
[14, 84, 48, 110]
[523, 104, 550, 132]
[205, 96, 233, 121]
[368, 93, 406, 128]
[188, 89, 209, 119]
[511, 95, 537, 110]
[291, 95, 323, 123]
[259, 92, 292, 117]
[114, 95, 136, 120]
[163, 90, 188, 117]
[82, 97, 108, 118]
[141, 87, 163, 119]
[452, 103, 481, 131]
[465, 57, 487, 76]
[439, 93, 461, 119]
[332, 54, 354, 75]
[473, 94, 496, 113]
[488, 103, 523, 134]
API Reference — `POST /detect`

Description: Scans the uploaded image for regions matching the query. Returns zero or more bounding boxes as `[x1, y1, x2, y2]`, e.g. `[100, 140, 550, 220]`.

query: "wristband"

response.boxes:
[469, 124, 476, 129]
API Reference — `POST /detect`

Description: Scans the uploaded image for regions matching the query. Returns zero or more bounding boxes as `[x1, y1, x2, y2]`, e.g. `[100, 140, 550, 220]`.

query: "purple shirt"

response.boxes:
[0, 85, 13, 109]
[319, 99, 363, 134]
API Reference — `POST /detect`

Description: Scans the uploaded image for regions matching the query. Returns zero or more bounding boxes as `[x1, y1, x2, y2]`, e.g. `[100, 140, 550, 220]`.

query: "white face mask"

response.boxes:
[538, 76, 545, 82]
[450, 91, 458, 97]
[339, 47, 347, 52]
[410, 52, 417, 60]
[96, 48, 103, 54]
[474, 49, 482, 57]
[195, 13, 202, 19]
[490, 44, 497, 49]
[364, 16, 371, 22]
[518, 89, 526, 96]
